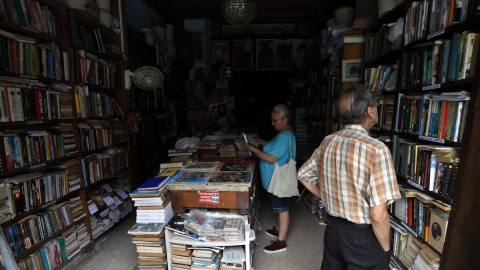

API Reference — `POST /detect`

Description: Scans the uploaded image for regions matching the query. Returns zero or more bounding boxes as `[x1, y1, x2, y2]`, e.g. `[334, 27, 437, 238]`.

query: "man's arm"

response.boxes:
[299, 180, 322, 199]
[370, 203, 390, 251]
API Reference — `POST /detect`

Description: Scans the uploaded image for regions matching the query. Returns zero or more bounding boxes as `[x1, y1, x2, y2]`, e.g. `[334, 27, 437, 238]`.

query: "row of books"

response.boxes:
[16, 221, 90, 270]
[389, 219, 441, 270]
[0, 171, 80, 218]
[0, 131, 70, 171]
[393, 139, 460, 197]
[2, 197, 85, 257]
[74, 50, 116, 87]
[365, 65, 397, 93]
[393, 187, 451, 255]
[0, 29, 68, 80]
[364, 24, 394, 63]
[0, 85, 72, 123]
[401, 31, 479, 89]
[128, 223, 167, 270]
[81, 149, 128, 186]
[395, 92, 469, 142]
[374, 94, 395, 131]
[77, 122, 113, 152]
[0, 0, 59, 36]
[74, 85, 124, 118]
[404, 0, 479, 45]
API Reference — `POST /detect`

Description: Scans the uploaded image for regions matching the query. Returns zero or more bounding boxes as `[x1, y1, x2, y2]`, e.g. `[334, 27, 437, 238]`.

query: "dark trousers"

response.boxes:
[321, 213, 390, 270]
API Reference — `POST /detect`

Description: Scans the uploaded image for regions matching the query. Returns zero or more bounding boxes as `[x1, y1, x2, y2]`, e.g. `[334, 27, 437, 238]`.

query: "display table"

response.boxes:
[167, 160, 259, 215]
[165, 215, 251, 270]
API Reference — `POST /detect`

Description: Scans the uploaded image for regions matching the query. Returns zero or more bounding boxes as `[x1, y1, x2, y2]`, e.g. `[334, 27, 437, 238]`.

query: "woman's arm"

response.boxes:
[244, 143, 278, 163]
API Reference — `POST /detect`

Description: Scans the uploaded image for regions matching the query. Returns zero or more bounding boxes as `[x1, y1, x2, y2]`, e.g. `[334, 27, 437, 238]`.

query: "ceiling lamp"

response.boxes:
[222, 0, 257, 25]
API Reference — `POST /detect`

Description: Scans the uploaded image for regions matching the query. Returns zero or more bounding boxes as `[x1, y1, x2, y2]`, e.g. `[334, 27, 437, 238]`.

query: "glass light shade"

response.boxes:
[222, 0, 257, 25]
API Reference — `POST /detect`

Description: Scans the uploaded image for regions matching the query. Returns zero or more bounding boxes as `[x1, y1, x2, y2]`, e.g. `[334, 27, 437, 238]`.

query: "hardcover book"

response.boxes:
[208, 172, 252, 184]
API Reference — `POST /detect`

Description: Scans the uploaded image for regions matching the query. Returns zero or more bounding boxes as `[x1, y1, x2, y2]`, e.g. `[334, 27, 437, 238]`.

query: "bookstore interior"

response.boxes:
[0, 0, 480, 269]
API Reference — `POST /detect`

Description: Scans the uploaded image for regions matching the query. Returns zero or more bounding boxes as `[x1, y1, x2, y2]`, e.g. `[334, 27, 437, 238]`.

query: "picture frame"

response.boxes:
[233, 40, 253, 70]
[275, 40, 293, 70]
[191, 30, 205, 63]
[342, 59, 364, 82]
[256, 39, 276, 70]
[216, 79, 229, 89]
[211, 40, 230, 64]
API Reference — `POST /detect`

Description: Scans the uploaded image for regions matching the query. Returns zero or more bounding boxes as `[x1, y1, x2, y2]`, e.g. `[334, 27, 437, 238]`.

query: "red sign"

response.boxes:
[198, 191, 220, 204]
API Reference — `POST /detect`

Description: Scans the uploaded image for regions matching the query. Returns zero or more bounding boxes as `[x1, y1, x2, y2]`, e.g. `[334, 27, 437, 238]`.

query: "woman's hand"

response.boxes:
[254, 138, 266, 146]
[244, 142, 256, 152]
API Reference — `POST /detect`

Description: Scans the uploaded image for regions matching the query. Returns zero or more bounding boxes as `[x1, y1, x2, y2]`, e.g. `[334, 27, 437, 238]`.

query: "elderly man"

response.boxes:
[297, 86, 401, 269]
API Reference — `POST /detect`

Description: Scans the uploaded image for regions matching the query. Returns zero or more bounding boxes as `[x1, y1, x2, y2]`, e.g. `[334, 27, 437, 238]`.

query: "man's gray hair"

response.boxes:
[337, 85, 377, 125]
[273, 104, 292, 124]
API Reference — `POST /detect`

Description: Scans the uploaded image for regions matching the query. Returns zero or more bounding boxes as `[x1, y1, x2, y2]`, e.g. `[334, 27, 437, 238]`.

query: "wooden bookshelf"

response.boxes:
[362, 1, 480, 268]
[0, 0, 132, 267]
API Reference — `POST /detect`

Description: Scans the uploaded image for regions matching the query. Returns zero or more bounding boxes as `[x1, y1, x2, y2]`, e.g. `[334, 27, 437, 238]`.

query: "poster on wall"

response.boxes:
[291, 39, 312, 69]
[275, 40, 293, 69]
[211, 40, 230, 64]
[256, 39, 276, 70]
[233, 40, 253, 70]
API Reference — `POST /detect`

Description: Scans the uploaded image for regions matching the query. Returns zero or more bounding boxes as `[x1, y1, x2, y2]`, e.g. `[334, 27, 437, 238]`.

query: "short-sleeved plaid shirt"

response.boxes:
[297, 124, 401, 224]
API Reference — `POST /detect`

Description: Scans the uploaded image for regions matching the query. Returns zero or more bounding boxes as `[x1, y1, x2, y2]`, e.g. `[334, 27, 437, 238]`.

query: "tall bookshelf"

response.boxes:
[0, 0, 132, 268]
[362, 1, 480, 269]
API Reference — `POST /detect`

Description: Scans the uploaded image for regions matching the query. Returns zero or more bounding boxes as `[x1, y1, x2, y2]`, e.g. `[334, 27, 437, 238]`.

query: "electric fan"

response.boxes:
[125, 66, 164, 90]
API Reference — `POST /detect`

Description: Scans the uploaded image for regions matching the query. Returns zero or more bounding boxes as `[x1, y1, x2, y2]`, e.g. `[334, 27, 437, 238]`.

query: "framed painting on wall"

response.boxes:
[275, 40, 293, 69]
[342, 59, 364, 82]
[211, 40, 230, 64]
[256, 39, 276, 70]
[233, 40, 253, 70]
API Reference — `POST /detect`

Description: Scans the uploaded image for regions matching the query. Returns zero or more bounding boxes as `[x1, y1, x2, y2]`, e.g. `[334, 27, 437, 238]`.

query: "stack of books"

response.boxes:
[130, 175, 173, 224]
[76, 222, 91, 250]
[128, 223, 167, 270]
[191, 248, 221, 270]
[171, 244, 193, 270]
[68, 196, 87, 222]
[234, 138, 249, 157]
[168, 148, 196, 162]
[63, 226, 81, 260]
[218, 145, 236, 158]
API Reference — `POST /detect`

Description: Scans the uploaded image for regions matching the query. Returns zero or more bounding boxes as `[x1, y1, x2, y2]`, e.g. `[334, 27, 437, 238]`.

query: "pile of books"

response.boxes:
[171, 244, 193, 270]
[128, 223, 167, 270]
[130, 175, 173, 224]
[168, 148, 196, 163]
[191, 248, 222, 270]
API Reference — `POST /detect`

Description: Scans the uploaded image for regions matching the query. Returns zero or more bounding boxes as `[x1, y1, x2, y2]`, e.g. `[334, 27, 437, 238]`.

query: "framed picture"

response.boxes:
[342, 59, 364, 82]
[191, 30, 205, 63]
[211, 40, 230, 64]
[275, 40, 293, 70]
[233, 40, 253, 70]
[256, 39, 276, 70]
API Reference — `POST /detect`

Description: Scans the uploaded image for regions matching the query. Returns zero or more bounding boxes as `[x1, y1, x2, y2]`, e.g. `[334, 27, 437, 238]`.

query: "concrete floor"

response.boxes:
[68, 192, 325, 270]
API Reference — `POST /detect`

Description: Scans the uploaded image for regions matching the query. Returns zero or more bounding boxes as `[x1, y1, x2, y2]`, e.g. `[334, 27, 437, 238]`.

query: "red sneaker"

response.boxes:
[265, 226, 279, 238]
[263, 241, 287, 253]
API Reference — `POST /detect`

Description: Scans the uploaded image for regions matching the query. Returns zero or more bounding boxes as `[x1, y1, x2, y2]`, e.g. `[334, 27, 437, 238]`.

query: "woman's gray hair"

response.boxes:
[273, 104, 292, 124]
[337, 85, 377, 125]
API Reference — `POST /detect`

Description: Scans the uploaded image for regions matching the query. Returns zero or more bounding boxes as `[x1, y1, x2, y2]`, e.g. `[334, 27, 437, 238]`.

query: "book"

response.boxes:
[158, 167, 179, 177]
[180, 162, 219, 172]
[219, 163, 253, 172]
[137, 176, 168, 191]
[128, 223, 166, 235]
[178, 172, 213, 184]
[208, 172, 252, 184]
[428, 208, 449, 253]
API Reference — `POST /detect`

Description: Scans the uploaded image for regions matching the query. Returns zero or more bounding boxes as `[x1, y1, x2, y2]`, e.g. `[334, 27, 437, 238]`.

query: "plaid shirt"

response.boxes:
[297, 124, 400, 224]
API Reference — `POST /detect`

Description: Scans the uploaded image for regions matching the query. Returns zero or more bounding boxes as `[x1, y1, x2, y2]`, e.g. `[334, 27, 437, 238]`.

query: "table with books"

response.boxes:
[165, 211, 252, 270]
[164, 160, 258, 215]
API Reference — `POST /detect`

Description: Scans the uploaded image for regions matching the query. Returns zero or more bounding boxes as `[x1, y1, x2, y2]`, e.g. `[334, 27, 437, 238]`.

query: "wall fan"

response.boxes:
[125, 66, 164, 90]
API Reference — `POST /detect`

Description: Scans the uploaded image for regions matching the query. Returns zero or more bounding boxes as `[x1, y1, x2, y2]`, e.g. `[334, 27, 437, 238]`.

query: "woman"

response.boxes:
[244, 104, 296, 254]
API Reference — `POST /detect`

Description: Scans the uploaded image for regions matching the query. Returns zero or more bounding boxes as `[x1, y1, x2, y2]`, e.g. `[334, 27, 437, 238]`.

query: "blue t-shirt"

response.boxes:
[259, 130, 296, 190]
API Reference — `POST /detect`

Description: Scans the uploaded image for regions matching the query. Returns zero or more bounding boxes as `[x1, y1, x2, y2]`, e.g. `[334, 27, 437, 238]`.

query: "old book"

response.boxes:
[208, 172, 252, 184]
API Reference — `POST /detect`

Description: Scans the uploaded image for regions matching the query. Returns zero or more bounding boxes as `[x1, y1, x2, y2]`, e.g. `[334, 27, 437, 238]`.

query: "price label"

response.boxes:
[198, 191, 220, 204]
[88, 203, 99, 214]
[113, 196, 122, 206]
[102, 184, 113, 192]
[103, 196, 114, 206]
[103, 219, 110, 227]
[117, 190, 128, 199]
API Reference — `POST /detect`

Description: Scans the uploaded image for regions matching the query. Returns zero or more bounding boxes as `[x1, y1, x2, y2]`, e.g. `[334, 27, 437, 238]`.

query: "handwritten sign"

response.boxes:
[117, 190, 128, 199]
[102, 184, 113, 192]
[113, 196, 122, 206]
[103, 196, 114, 206]
[88, 203, 99, 214]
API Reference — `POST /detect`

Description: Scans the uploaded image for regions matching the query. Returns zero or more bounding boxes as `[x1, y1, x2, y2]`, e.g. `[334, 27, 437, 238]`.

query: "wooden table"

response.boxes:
[167, 177, 254, 215]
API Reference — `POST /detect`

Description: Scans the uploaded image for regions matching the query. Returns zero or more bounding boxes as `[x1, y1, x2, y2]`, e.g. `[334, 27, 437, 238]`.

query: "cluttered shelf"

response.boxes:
[365, 48, 403, 68]
[0, 153, 81, 178]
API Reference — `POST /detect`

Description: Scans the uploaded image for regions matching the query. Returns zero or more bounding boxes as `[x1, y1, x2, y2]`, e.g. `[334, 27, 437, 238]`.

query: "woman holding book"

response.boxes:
[244, 104, 296, 254]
